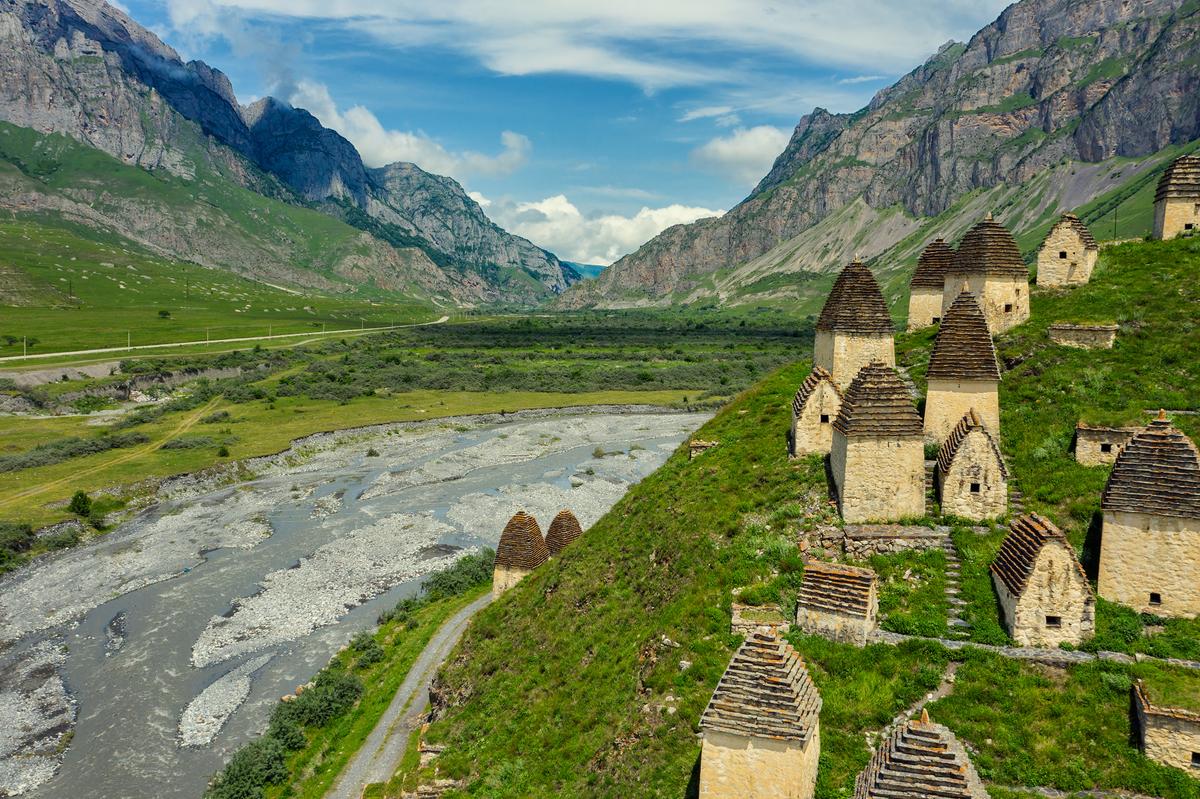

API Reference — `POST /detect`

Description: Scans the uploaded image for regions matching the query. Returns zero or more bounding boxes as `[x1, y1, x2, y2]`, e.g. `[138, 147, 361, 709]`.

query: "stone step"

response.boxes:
[948, 619, 972, 628]
[949, 598, 967, 607]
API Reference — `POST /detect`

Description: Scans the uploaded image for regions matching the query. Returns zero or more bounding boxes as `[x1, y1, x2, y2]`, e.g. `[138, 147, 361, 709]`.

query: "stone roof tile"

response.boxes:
[1102, 414, 1200, 519]
[833, 362, 923, 438]
[952, 216, 1029, 279]
[792, 366, 842, 417]
[1155, 155, 1200, 203]
[493, 510, 549, 570]
[1043, 212, 1098, 251]
[816, 261, 895, 335]
[937, 410, 1007, 478]
[911, 239, 956, 289]
[545, 509, 583, 555]
[854, 709, 989, 799]
[990, 513, 1090, 598]
[926, 292, 1001, 381]
[798, 561, 876, 618]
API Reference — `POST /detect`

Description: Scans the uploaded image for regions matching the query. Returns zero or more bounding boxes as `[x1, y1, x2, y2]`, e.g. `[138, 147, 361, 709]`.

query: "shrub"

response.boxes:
[68, 491, 92, 517]
[0, 432, 150, 473]
[158, 309, 171, 319]
[161, 435, 216, 450]
[0, 522, 35, 554]
[203, 737, 288, 799]
[218, 446, 230, 457]
[201, 411, 231, 424]
[366, 447, 380, 457]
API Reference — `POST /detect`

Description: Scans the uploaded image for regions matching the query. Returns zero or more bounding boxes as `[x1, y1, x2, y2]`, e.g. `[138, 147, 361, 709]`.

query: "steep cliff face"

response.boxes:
[570, 0, 1200, 307]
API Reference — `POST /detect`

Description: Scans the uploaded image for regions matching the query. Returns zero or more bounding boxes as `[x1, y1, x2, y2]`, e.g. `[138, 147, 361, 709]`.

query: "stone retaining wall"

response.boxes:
[1048, 323, 1118, 350]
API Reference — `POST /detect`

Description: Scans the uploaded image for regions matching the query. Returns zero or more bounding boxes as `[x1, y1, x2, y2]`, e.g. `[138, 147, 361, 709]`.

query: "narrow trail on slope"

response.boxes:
[325, 593, 493, 799]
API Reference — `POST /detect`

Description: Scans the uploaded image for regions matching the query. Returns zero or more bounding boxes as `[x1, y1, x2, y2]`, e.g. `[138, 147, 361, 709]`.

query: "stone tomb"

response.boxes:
[831, 363, 926, 524]
[942, 215, 1030, 334]
[854, 708, 989, 799]
[790, 366, 843, 457]
[545, 509, 583, 555]
[990, 513, 1095, 647]
[1099, 413, 1200, 618]
[907, 239, 955, 331]
[795, 560, 879, 645]
[1048, 323, 1118, 350]
[492, 510, 549, 598]
[1133, 680, 1200, 772]
[924, 291, 1001, 444]
[1037, 212, 1098, 287]
[1153, 154, 1200, 240]
[936, 410, 1008, 521]
[1074, 423, 1138, 466]
[698, 629, 822, 799]
[813, 260, 896, 390]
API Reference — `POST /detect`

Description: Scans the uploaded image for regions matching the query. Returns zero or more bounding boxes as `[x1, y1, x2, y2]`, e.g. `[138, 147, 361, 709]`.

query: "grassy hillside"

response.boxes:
[413, 236, 1200, 797]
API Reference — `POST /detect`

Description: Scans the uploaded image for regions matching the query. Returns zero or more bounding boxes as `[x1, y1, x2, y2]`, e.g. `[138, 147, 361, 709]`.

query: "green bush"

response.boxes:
[204, 736, 288, 799]
[160, 435, 216, 450]
[0, 433, 149, 474]
[68, 491, 92, 517]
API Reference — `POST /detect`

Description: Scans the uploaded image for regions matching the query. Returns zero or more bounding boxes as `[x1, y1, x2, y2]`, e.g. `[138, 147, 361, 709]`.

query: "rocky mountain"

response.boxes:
[565, 0, 1200, 309]
[0, 0, 574, 304]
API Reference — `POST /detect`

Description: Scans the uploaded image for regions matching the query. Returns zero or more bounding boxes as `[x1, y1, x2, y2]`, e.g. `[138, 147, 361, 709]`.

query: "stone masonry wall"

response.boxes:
[813, 331, 894, 390]
[996, 547, 1094, 647]
[491, 565, 532, 599]
[942, 273, 1029, 334]
[1140, 709, 1200, 772]
[832, 436, 925, 524]
[795, 605, 875, 646]
[1048, 324, 1118, 350]
[1075, 427, 1136, 466]
[792, 382, 842, 457]
[1155, 197, 1200, 240]
[924, 380, 1000, 444]
[937, 430, 1007, 521]
[1038, 227, 1097, 287]
[1098, 510, 1200, 618]
[699, 727, 819, 799]
[906, 288, 944, 331]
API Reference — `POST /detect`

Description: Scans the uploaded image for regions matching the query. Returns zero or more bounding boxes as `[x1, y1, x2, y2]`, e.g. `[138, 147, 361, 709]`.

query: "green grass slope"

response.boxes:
[416, 236, 1200, 798]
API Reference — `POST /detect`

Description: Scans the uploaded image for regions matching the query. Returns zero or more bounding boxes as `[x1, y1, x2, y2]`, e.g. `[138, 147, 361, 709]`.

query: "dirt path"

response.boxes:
[326, 593, 492, 799]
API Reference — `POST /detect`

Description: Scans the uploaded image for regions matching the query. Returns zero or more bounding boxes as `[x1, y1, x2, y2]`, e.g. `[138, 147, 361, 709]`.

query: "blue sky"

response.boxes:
[120, 0, 1011, 264]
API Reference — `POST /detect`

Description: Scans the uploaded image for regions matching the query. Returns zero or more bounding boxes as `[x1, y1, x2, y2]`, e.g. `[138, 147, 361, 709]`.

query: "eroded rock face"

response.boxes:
[569, 0, 1200, 306]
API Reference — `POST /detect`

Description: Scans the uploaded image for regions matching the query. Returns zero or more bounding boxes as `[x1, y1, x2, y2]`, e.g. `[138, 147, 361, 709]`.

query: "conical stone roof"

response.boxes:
[792, 366, 841, 417]
[911, 239, 956, 289]
[1155, 155, 1200, 202]
[545, 509, 583, 555]
[1043, 212, 1098, 251]
[833, 362, 922, 438]
[816, 260, 895, 335]
[937, 409, 1007, 477]
[926, 292, 1000, 381]
[494, 510, 549, 570]
[854, 709, 989, 799]
[953, 216, 1029, 279]
[699, 628, 822, 744]
[991, 513, 1090, 598]
[1102, 414, 1200, 519]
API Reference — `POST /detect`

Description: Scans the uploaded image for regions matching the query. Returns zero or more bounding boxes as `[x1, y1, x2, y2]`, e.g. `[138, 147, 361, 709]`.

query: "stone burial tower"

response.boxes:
[698, 628, 822, 799]
[1037, 212, 1098, 287]
[545, 509, 583, 555]
[491, 510, 548, 598]
[795, 560, 879, 645]
[907, 239, 955, 331]
[990, 513, 1095, 647]
[924, 291, 1001, 444]
[936, 410, 1008, 521]
[813, 260, 895, 390]
[1098, 412, 1200, 618]
[830, 362, 925, 524]
[854, 708, 988, 799]
[1153, 154, 1200, 240]
[789, 366, 843, 457]
[943, 215, 1030, 334]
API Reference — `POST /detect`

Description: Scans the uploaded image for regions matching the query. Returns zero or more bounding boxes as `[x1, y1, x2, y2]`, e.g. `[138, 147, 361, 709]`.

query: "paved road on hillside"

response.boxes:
[326, 592, 493, 799]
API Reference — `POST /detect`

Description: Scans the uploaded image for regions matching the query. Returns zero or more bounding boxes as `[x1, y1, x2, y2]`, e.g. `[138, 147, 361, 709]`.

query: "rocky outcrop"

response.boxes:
[570, 0, 1200, 306]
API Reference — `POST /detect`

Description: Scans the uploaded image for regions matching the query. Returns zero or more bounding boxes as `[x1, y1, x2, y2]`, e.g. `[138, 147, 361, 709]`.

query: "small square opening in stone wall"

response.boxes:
[820, 414, 830, 424]
[1059, 251, 1067, 259]
[932, 317, 941, 324]
[1045, 615, 1062, 628]
[1192, 751, 1200, 767]
[1004, 304, 1013, 313]
[1150, 592, 1163, 606]
[1100, 443, 1113, 453]
[970, 482, 981, 493]
[1187, 223, 1196, 231]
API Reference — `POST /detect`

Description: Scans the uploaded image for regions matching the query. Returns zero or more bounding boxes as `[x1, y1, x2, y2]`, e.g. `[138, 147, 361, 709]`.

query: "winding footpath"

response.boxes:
[326, 592, 493, 799]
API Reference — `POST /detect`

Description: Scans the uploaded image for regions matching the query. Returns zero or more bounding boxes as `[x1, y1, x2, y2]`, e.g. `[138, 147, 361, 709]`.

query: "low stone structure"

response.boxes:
[831, 363, 925, 524]
[545, 509, 583, 555]
[907, 239, 955, 330]
[1048, 322, 1118, 350]
[943, 215, 1030, 334]
[1133, 680, 1200, 772]
[991, 513, 1095, 647]
[690, 439, 718, 459]
[790, 367, 843, 457]
[924, 291, 1001, 444]
[813, 260, 896, 390]
[1037, 212, 1099, 287]
[841, 525, 946, 558]
[1099, 413, 1200, 618]
[1153, 154, 1200, 240]
[854, 708, 989, 798]
[1074, 423, 1138, 466]
[936, 410, 1008, 521]
[730, 603, 790, 636]
[492, 511, 548, 598]
[796, 561, 878, 645]
[698, 629, 822, 799]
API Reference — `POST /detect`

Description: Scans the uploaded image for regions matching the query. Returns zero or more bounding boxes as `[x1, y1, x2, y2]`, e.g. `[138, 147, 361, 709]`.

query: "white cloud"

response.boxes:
[486, 195, 723, 265]
[679, 105, 735, 123]
[838, 74, 887, 84]
[691, 126, 792, 186]
[286, 80, 530, 176]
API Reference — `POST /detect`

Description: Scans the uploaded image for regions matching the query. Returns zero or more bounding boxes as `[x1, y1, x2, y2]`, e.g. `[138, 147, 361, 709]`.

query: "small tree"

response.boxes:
[158, 309, 171, 319]
[68, 491, 92, 517]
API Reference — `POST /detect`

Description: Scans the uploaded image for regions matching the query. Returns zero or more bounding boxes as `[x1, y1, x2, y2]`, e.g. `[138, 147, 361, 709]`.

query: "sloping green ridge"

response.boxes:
[422, 236, 1200, 797]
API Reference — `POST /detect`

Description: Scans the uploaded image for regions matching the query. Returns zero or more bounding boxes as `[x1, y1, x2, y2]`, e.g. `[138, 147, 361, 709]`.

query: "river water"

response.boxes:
[0, 408, 707, 799]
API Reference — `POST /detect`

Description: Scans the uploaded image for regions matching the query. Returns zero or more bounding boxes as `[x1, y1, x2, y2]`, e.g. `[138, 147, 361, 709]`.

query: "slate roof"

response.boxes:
[1043, 212, 1098, 251]
[1155, 155, 1200, 202]
[816, 260, 895, 335]
[854, 709, 989, 799]
[545, 509, 583, 555]
[911, 239, 956, 289]
[1102, 413, 1200, 519]
[952, 216, 1030, 279]
[937, 410, 1007, 478]
[493, 510, 549, 570]
[832, 362, 923, 438]
[926, 292, 1001, 381]
[792, 366, 842, 417]
[798, 561, 876, 619]
[990, 513, 1090, 599]
[699, 628, 822, 744]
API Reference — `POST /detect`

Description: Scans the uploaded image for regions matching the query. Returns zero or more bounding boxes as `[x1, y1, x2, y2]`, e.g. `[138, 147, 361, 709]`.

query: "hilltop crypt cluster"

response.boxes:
[490, 508, 584, 598]
[693, 154, 1200, 799]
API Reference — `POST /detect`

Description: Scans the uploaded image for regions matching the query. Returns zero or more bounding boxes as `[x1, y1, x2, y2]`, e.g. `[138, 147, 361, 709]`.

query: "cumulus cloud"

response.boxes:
[486, 195, 722, 265]
[691, 126, 792, 186]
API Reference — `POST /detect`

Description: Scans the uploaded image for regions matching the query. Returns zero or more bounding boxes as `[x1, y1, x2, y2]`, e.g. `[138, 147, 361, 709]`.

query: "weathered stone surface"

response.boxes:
[1038, 213, 1099, 286]
[813, 261, 896, 388]
[936, 411, 1008, 521]
[1074, 423, 1138, 466]
[1048, 322, 1118, 349]
[854, 709, 988, 799]
[1133, 680, 1200, 771]
[730, 603, 790, 637]
[492, 510, 548, 598]
[943, 218, 1030, 334]
[544, 509, 583, 556]
[796, 561, 878, 646]
[1154, 155, 1200, 240]
[1099, 509, 1200, 618]
[790, 367, 842, 457]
